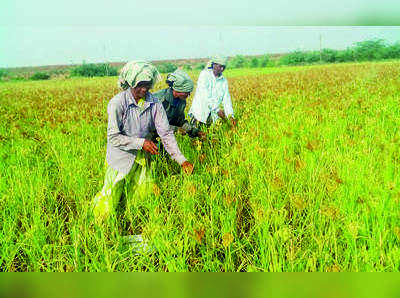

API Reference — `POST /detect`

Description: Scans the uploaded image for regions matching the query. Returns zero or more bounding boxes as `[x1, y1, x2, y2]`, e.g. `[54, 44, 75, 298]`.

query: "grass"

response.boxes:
[1, 61, 400, 271]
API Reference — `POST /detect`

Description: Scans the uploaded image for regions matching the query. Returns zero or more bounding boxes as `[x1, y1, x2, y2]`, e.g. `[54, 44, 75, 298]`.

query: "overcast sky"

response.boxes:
[2, 0, 400, 26]
[1, 0, 399, 67]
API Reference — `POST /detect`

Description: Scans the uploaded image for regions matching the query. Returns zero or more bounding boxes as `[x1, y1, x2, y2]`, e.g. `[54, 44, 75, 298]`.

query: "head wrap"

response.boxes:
[118, 61, 161, 90]
[206, 56, 228, 69]
[166, 69, 194, 93]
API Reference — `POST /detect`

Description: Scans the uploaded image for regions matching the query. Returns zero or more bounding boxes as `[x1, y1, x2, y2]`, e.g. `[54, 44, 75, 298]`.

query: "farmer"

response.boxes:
[188, 56, 236, 131]
[93, 61, 193, 223]
[152, 69, 206, 143]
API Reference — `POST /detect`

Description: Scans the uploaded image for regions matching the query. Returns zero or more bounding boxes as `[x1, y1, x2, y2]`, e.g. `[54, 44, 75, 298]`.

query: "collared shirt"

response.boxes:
[106, 89, 187, 174]
[188, 69, 234, 124]
[152, 88, 199, 137]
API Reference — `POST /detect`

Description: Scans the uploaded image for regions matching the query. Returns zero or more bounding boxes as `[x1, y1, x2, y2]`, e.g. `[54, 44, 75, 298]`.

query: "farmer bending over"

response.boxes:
[93, 61, 193, 222]
[151, 69, 206, 155]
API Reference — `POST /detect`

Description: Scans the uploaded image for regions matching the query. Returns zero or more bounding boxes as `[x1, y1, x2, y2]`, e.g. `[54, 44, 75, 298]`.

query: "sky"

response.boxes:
[1, 0, 400, 67]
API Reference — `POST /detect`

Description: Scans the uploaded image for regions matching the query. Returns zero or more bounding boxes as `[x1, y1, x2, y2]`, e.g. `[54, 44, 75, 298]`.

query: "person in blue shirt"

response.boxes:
[153, 69, 206, 140]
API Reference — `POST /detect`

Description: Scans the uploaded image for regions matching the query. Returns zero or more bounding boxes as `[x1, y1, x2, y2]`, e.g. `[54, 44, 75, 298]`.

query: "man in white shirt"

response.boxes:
[188, 56, 237, 130]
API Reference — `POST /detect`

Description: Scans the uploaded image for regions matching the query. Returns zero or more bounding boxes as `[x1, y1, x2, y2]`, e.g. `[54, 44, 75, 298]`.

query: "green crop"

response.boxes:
[1, 61, 400, 271]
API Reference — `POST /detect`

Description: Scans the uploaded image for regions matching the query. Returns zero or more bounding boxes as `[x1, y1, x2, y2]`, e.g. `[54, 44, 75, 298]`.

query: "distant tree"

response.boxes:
[335, 49, 355, 62]
[194, 63, 206, 70]
[249, 57, 259, 68]
[157, 62, 177, 73]
[70, 63, 117, 77]
[353, 39, 387, 61]
[182, 64, 192, 71]
[30, 72, 50, 80]
[0, 69, 9, 79]
[321, 49, 338, 63]
[259, 54, 270, 67]
[229, 55, 247, 68]
[11, 76, 26, 81]
[304, 51, 320, 64]
[383, 42, 400, 59]
[279, 51, 307, 65]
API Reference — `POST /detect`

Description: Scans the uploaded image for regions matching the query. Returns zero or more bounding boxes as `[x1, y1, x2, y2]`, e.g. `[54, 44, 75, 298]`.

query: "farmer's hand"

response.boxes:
[198, 131, 206, 141]
[182, 161, 194, 175]
[217, 109, 226, 119]
[177, 127, 187, 135]
[142, 140, 159, 155]
[230, 117, 237, 127]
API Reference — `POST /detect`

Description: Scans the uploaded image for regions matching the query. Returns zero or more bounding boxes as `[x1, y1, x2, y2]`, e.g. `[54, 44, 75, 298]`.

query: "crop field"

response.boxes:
[1, 61, 400, 271]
